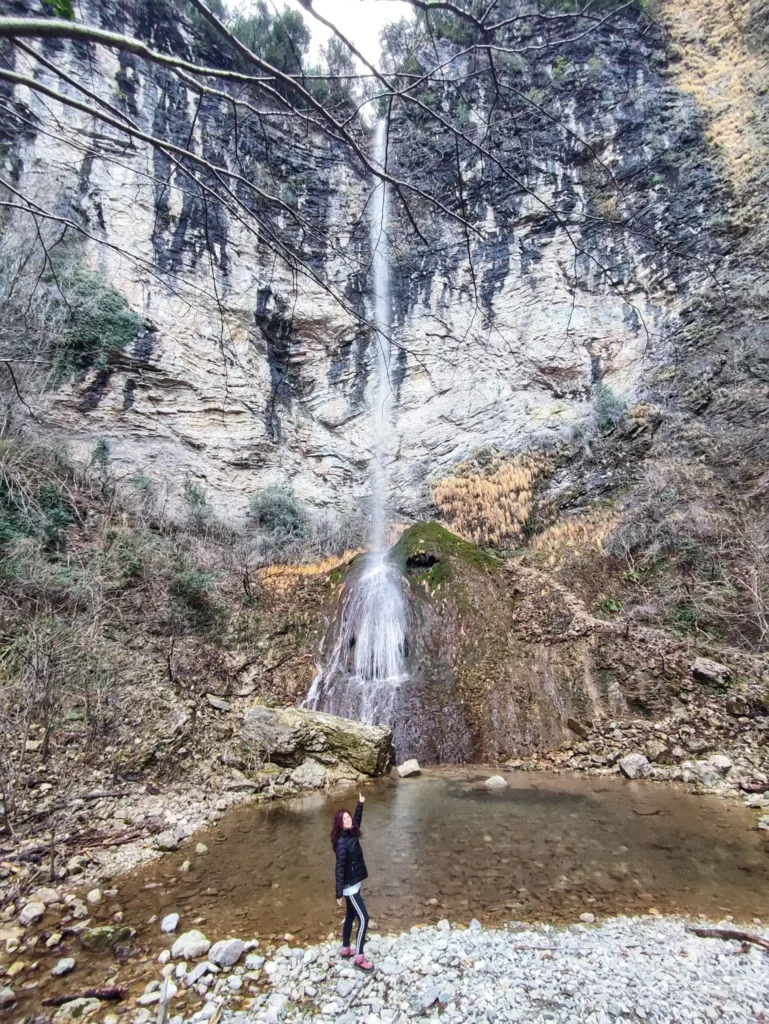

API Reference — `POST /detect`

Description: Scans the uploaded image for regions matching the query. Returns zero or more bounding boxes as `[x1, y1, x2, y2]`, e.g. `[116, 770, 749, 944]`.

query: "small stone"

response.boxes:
[52, 957, 75, 976]
[161, 913, 180, 934]
[19, 901, 45, 926]
[646, 739, 671, 764]
[469, 918, 482, 931]
[179, 861, 191, 873]
[580, 912, 596, 924]
[566, 717, 589, 740]
[618, 754, 652, 780]
[245, 953, 265, 970]
[158, 950, 171, 964]
[195, 843, 209, 856]
[86, 889, 102, 904]
[710, 754, 733, 773]
[206, 694, 231, 711]
[421, 987, 440, 1010]
[52, 996, 102, 1021]
[137, 991, 161, 1006]
[337, 978, 356, 998]
[228, 975, 242, 991]
[155, 832, 179, 852]
[209, 937, 244, 967]
[33, 887, 60, 906]
[396, 759, 421, 778]
[484, 775, 508, 788]
[0, 988, 15, 1009]
[171, 930, 211, 959]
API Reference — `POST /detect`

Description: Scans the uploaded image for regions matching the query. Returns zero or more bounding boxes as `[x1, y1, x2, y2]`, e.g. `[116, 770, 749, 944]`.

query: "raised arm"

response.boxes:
[354, 797, 364, 827]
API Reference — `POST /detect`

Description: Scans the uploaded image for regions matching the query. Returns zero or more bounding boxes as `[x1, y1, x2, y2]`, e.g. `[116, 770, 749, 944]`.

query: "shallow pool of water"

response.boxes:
[119, 768, 769, 944]
[9, 769, 769, 1019]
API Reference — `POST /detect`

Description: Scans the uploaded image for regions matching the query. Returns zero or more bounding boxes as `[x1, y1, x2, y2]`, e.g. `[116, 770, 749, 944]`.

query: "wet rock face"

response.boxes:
[308, 523, 662, 764]
[5, 0, 719, 519]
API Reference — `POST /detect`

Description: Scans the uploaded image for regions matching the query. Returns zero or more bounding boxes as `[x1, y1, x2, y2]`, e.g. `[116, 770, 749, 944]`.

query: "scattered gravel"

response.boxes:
[152, 916, 769, 1024]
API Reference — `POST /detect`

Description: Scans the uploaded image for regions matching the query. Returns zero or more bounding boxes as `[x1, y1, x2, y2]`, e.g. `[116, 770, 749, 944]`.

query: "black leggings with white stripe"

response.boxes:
[342, 890, 369, 954]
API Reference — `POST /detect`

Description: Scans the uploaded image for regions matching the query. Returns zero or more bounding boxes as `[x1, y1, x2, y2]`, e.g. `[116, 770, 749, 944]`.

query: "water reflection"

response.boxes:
[116, 769, 769, 944]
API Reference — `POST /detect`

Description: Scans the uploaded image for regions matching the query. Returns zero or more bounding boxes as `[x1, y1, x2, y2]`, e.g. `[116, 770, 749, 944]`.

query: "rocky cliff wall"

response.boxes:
[0, 0, 728, 523]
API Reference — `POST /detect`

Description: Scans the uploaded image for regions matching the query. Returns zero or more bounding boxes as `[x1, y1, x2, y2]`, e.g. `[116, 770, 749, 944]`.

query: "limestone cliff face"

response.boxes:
[1, 0, 722, 521]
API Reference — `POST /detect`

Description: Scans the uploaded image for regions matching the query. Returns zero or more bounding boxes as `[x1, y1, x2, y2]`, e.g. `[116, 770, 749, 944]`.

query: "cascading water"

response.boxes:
[304, 119, 409, 728]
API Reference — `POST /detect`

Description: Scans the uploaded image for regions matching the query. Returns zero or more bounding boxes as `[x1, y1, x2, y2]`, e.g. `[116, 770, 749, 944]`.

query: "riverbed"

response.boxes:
[4, 768, 768, 1020]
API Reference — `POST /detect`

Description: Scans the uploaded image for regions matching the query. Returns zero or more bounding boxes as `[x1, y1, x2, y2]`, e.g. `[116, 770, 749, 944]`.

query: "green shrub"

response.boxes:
[182, 477, 216, 533]
[52, 270, 143, 377]
[170, 566, 215, 608]
[36, 483, 73, 552]
[248, 486, 307, 538]
[592, 382, 627, 430]
[552, 55, 570, 77]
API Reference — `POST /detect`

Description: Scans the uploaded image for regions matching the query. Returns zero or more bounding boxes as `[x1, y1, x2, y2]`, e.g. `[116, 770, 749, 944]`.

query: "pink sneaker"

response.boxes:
[340, 946, 353, 958]
[354, 954, 374, 972]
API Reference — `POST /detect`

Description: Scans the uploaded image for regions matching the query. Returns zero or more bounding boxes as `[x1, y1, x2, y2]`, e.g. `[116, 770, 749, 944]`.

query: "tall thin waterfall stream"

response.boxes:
[305, 120, 409, 727]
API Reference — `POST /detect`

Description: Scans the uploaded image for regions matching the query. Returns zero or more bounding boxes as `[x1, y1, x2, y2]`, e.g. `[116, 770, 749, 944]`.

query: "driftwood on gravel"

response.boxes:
[41, 986, 126, 1006]
[688, 927, 769, 953]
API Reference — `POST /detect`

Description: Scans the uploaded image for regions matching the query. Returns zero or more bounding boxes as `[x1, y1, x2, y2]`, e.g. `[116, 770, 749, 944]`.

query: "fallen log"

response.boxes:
[42, 986, 126, 1007]
[688, 927, 769, 953]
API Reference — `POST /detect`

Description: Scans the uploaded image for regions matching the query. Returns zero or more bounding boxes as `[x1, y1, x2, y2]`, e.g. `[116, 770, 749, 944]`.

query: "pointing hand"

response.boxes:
[359, 792, 366, 803]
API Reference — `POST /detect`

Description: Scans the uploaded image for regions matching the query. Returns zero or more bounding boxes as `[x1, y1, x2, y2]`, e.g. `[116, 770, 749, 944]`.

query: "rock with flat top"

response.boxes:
[33, 887, 60, 906]
[238, 705, 394, 776]
[618, 753, 652, 780]
[397, 759, 421, 778]
[692, 657, 730, 685]
[52, 957, 76, 976]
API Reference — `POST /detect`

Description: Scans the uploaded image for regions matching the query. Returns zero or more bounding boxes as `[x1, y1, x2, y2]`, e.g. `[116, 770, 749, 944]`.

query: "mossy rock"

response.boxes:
[392, 522, 496, 595]
[80, 924, 135, 952]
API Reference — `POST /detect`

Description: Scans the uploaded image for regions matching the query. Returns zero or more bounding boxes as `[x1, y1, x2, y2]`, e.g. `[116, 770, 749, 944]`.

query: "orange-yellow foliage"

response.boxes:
[258, 550, 363, 591]
[530, 513, 616, 563]
[433, 454, 550, 547]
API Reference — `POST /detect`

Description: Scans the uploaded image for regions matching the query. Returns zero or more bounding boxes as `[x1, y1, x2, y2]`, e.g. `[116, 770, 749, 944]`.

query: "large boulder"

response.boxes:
[237, 705, 394, 776]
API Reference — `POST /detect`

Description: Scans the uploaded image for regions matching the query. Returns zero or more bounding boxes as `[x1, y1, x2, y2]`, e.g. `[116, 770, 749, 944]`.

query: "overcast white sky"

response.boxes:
[233, 0, 415, 65]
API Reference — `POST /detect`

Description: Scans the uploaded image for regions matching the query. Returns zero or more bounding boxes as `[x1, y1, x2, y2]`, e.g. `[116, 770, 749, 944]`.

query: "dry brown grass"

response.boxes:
[433, 453, 552, 546]
[661, 0, 769, 194]
[257, 549, 363, 591]
[530, 511, 618, 564]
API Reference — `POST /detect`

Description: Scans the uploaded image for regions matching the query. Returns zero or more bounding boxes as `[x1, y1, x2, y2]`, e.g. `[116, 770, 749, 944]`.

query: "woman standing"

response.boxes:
[331, 793, 374, 972]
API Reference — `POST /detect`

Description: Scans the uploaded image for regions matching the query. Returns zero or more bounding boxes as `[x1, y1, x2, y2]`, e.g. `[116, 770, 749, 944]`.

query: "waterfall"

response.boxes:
[304, 119, 408, 727]
[369, 117, 393, 555]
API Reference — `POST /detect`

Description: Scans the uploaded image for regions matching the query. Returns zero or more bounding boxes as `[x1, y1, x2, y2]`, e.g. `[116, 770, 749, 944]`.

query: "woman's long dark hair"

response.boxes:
[330, 809, 360, 849]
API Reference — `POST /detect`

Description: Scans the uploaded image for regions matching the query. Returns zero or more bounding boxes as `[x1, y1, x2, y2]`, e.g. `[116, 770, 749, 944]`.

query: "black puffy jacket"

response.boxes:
[334, 801, 368, 898]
